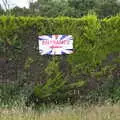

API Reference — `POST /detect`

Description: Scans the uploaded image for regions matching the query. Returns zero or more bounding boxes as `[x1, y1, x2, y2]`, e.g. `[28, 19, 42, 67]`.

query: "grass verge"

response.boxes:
[0, 103, 120, 120]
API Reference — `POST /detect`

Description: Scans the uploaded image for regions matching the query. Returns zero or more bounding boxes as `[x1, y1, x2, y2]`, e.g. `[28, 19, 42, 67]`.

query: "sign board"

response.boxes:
[38, 35, 73, 55]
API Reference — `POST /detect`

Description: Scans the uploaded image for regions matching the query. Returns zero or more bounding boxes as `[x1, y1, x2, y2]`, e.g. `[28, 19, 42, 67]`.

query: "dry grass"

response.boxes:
[0, 104, 120, 120]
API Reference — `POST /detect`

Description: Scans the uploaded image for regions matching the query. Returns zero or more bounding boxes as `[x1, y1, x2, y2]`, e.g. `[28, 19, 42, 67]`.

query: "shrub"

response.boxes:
[0, 15, 119, 105]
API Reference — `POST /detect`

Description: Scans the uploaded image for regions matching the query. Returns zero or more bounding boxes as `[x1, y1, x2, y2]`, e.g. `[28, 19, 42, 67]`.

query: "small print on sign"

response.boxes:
[38, 35, 73, 55]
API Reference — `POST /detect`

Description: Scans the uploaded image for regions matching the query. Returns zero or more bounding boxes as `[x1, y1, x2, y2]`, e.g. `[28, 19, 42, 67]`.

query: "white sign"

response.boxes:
[38, 35, 73, 55]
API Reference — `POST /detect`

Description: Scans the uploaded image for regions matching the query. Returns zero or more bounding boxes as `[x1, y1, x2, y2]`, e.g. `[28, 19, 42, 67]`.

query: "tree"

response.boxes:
[29, 0, 68, 17]
[67, 0, 97, 17]
[3, 0, 120, 17]
[96, 0, 120, 17]
[2, 0, 9, 11]
[0, 4, 4, 15]
[10, 7, 30, 16]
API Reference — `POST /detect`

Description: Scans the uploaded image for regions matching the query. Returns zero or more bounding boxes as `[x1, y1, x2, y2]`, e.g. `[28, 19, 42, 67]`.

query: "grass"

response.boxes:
[0, 103, 120, 120]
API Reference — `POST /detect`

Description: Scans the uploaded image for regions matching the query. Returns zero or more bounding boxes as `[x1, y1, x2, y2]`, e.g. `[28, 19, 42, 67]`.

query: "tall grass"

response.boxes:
[0, 103, 120, 120]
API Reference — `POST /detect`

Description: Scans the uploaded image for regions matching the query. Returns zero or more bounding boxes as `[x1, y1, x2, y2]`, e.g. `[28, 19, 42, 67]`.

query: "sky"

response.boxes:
[0, 0, 37, 9]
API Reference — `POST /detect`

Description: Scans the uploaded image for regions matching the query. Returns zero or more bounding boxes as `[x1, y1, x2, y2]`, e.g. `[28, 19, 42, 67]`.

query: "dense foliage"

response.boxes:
[0, 0, 120, 18]
[0, 15, 120, 106]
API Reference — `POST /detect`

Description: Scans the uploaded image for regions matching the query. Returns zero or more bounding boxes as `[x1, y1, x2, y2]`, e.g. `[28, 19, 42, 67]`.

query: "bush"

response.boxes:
[0, 15, 120, 106]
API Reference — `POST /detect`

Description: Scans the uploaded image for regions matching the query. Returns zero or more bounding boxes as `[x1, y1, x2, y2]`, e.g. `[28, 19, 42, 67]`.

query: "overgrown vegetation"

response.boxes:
[0, 104, 120, 120]
[0, 15, 120, 107]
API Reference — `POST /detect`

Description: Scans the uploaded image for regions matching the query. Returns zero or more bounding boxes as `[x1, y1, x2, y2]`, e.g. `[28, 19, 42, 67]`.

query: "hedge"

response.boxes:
[0, 15, 120, 105]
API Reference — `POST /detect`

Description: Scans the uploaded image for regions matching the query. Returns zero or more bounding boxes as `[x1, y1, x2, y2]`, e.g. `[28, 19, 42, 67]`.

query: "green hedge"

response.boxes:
[0, 15, 120, 105]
